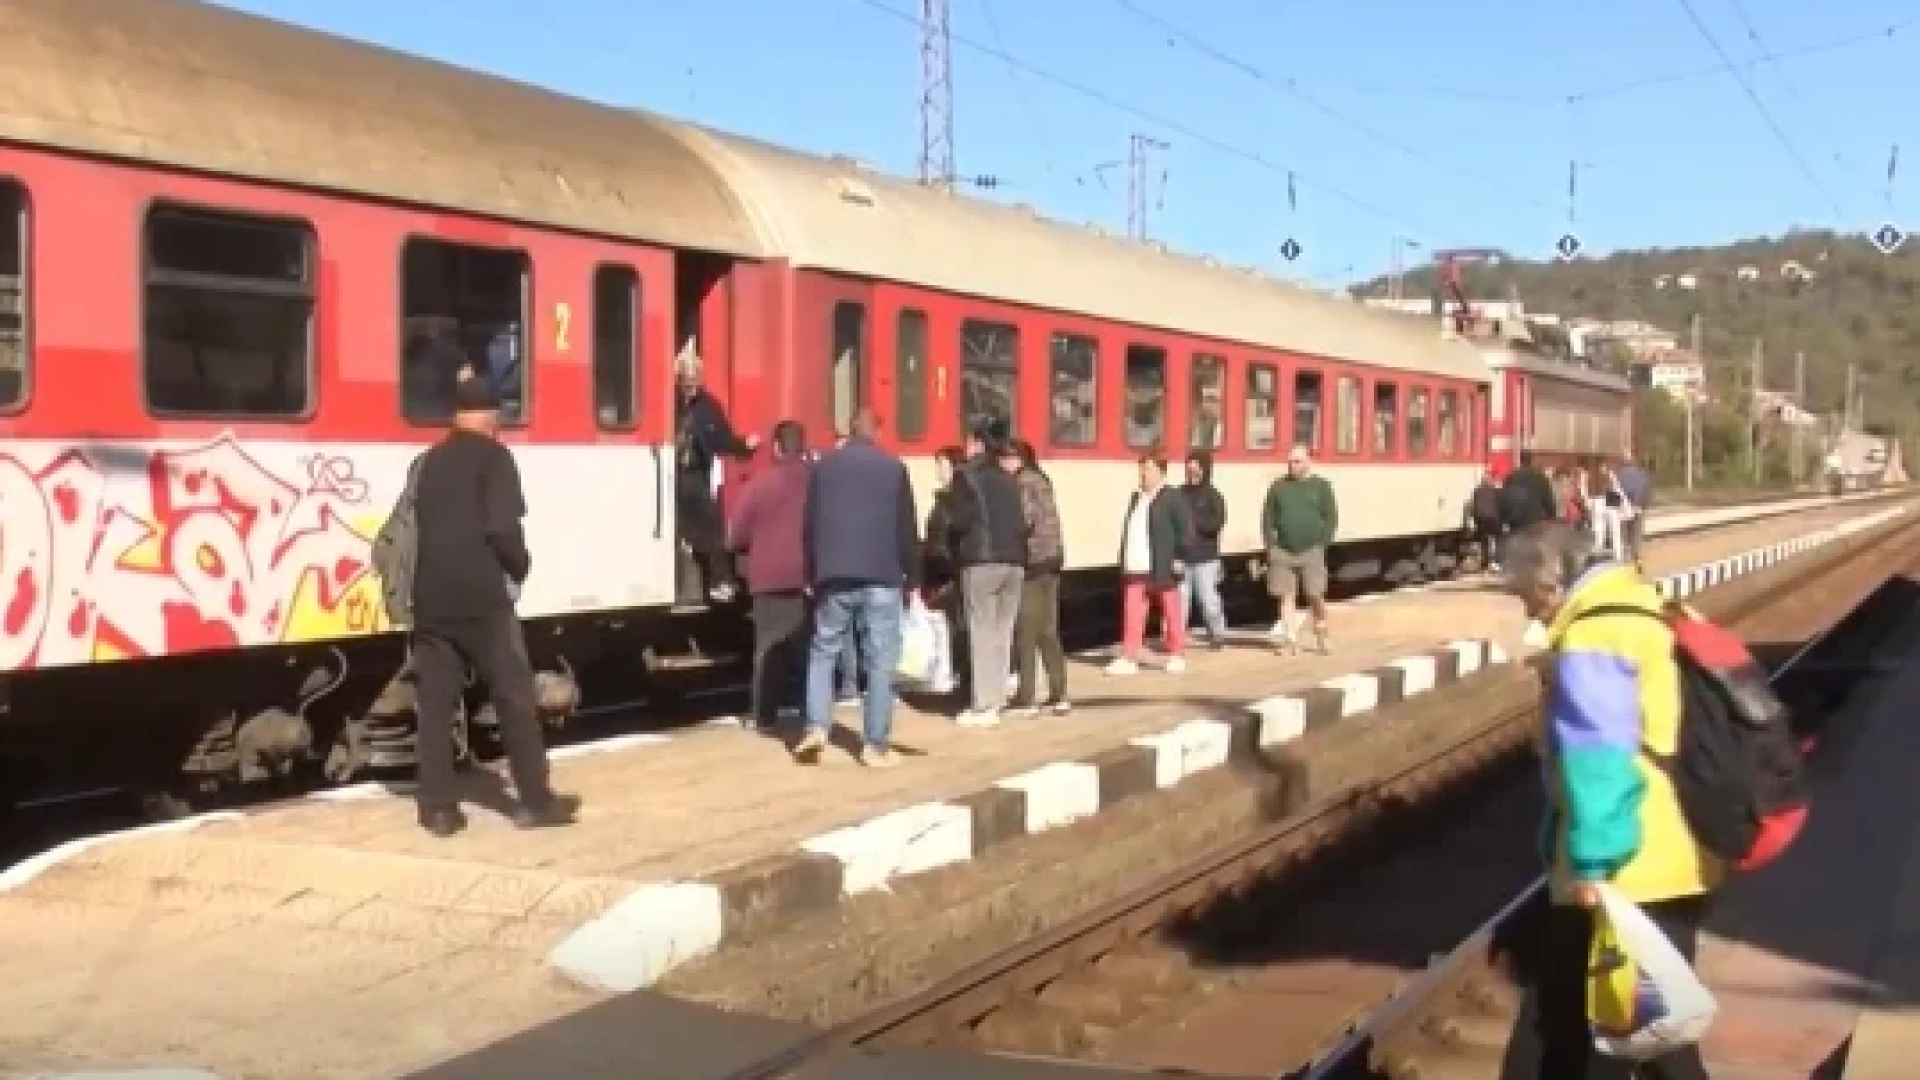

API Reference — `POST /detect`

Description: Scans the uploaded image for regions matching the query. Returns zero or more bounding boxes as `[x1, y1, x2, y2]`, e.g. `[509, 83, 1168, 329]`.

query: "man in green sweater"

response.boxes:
[1261, 445, 1338, 654]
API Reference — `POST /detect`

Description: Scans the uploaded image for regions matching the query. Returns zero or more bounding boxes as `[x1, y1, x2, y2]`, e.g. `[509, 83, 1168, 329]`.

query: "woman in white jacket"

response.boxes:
[1584, 460, 1626, 559]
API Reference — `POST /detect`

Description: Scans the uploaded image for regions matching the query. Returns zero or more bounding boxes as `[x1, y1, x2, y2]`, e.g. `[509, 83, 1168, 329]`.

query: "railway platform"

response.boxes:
[1695, 594, 1920, 1080]
[0, 497, 1907, 1080]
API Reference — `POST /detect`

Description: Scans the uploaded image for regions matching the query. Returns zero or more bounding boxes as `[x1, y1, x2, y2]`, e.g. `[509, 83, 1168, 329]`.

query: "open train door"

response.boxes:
[672, 250, 740, 606]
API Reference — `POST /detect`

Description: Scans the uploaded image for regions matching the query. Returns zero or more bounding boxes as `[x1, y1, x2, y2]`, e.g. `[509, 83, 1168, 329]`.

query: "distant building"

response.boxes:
[1633, 353, 1706, 402]
[1753, 389, 1819, 427]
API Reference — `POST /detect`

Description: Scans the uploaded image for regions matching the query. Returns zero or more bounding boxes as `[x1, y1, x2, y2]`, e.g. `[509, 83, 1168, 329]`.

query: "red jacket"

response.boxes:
[727, 457, 811, 595]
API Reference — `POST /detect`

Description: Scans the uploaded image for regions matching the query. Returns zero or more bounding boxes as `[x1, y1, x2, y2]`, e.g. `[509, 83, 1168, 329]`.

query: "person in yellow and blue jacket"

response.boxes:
[1495, 524, 1722, 1080]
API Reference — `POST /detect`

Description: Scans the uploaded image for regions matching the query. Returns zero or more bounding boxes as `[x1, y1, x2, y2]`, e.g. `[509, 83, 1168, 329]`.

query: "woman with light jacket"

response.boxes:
[1106, 452, 1194, 676]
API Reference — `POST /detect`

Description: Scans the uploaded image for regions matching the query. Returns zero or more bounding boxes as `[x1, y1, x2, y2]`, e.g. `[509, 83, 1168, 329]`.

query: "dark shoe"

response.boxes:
[419, 807, 468, 838]
[513, 791, 580, 830]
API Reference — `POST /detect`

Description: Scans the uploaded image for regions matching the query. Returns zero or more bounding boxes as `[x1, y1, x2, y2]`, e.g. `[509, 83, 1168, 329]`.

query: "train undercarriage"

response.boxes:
[0, 528, 1473, 821]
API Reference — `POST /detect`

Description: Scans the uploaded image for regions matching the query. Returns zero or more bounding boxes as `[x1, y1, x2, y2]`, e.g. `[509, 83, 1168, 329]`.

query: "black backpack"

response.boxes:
[1471, 483, 1503, 522]
[1570, 601, 1808, 871]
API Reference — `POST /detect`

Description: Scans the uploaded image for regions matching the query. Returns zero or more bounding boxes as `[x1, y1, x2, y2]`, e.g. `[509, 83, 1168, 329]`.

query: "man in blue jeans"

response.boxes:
[794, 408, 920, 768]
[1178, 451, 1229, 649]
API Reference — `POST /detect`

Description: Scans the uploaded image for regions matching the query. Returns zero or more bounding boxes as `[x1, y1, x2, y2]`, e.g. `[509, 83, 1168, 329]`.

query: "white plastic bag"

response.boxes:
[1587, 884, 1719, 1061]
[895, 600, 955, 692]
[896, 600, 937, 684]
[924, 608, 955, 693]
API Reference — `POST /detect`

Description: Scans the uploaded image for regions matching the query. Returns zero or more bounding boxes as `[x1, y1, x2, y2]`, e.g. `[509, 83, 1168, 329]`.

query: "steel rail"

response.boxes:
[1293, 515, 1920, 1080]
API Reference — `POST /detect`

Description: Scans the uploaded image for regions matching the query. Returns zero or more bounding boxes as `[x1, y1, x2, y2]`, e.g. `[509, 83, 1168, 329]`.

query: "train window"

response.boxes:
[895, 308, 929, 442]
[400, 237, 529, 425]
[1373, 382, 1399, 456]
[1294, 371, 1324, 452]
[1124, 344, 1167, 449]
[0, 180, 25, 412]
[1049, 332, 1098, 447]
[1333, 376, 1361, 455]
[831, 301, 866, 437]
[960, 319, 1019, 435]
[1245, 363, 1278, 451]
[1408, 388, 1430, 458]
[1190, 353, 1226, 450]
[143, 205, 314, 418]
[1438, 390, 1460, 456]
[591, 264, 639, 430]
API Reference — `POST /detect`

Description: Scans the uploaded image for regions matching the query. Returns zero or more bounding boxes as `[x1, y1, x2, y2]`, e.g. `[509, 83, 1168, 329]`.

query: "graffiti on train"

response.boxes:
[0, 435, 392, 669]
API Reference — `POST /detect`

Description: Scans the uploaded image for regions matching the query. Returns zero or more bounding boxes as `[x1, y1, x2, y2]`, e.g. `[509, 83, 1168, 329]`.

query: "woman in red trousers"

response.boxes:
[1106, 452, 1195, 676]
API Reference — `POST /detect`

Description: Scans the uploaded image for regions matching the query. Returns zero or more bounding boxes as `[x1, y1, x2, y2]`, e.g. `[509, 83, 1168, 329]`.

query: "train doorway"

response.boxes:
[671, 251, 741, 607]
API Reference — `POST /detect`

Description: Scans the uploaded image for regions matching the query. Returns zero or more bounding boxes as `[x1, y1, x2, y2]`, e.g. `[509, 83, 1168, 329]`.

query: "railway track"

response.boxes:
[710, 510, 1920, 1080]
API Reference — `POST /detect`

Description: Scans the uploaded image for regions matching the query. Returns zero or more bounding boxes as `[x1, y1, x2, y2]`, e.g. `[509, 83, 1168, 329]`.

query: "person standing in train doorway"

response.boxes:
[1261, 446, 1337, 655]
[409, 372, 578, 838]
[675, 354, 758, 605]
[1178, 450, 1230, 650]
[945, 418, 1029, 727]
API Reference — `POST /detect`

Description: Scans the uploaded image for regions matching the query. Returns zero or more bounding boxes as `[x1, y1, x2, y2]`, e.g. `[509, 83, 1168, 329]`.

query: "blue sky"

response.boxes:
[224, 0, 1919, 285]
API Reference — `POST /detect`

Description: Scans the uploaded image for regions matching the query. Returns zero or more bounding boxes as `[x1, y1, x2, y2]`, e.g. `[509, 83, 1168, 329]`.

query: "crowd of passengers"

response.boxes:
[1467, 450, 1655, 571]
[671, 364, 1345, 767]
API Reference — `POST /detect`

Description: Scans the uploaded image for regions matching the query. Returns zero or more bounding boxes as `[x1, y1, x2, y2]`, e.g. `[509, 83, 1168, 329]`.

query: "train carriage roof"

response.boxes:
[8, 0, 1487, 385]
[0, 0, 768, 259]
[672, 124, 1490, 383]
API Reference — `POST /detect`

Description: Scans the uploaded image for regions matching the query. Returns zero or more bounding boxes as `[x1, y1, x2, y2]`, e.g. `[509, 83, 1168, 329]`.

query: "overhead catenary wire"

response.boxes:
[849, 0, 1452, 244]
[1110, 0, 1560, 219]
[1671, 0, 1846, 220]
[1268, 18, 1915, 110]
[1724, 0, 1851, 170]
[974, 0, 1061, 177]
[1567, 17, 1915, 106]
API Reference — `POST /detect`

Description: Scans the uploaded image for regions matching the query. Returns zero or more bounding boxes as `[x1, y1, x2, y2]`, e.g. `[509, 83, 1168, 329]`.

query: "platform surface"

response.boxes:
[0, 498, 1904, 1080]
[1694, 599, 1920, 1080]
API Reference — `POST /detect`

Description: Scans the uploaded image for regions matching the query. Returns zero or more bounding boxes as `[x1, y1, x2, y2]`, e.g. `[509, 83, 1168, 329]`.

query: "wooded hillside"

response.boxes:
[1352, 230, 1920, 486]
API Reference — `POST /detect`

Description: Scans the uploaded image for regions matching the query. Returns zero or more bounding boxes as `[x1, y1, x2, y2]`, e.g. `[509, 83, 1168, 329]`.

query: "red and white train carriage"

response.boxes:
[1, 0, 1496, 806]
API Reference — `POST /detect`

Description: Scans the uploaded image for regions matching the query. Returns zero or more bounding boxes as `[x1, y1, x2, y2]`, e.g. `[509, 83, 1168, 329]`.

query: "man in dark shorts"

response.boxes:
[1261, 445, 1338, 654]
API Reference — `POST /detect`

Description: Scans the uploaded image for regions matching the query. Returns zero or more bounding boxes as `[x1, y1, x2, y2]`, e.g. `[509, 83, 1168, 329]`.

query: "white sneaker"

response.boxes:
[1164, 656, 1188, 674]
[1267, 619, 1289, 638]
[1105, 657, 1139, 676]
[956, 709, 1002, 728]
[1048, 700, 1073, 716]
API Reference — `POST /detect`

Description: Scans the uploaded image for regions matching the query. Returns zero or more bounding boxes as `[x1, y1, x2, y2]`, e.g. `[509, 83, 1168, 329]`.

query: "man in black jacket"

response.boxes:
[1499, 451, 1559, 558]
[411, 374, 577, 838]
[945, 419, 1028, 728]
[675, 356, 757, 604]
[1179, 451, 1229, 650]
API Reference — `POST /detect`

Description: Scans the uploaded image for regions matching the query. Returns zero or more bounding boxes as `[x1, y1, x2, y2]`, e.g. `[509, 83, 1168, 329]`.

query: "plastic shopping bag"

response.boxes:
[1586, 884, 1719, 1060]
[896, 600, 937, 684]
[923, 609, 956, 693]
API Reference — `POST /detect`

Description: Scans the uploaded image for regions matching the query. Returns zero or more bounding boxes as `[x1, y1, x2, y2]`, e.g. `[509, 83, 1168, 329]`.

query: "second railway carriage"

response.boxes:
[0, 0, 1494, 808]
[1475, 324, 1634, 476]
[681, 127, 1494, 585]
